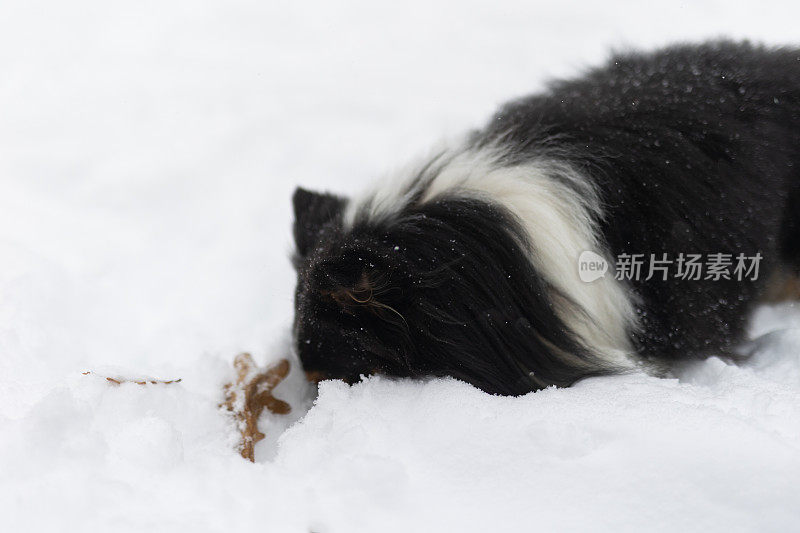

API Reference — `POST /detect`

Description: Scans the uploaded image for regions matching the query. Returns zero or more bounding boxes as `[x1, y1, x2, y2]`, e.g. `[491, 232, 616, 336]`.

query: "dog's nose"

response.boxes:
[305, 371, 326, 383]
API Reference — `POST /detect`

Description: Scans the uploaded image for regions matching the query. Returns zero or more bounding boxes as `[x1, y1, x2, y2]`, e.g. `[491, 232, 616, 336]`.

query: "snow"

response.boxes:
[2, 1, 800, 531]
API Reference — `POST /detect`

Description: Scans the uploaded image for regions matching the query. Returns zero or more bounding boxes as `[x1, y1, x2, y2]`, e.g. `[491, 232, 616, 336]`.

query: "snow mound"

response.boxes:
[3, 316, 800, 531]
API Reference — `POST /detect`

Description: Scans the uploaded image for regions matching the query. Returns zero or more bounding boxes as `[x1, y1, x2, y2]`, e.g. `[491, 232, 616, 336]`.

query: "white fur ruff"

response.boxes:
[345, 142, 640, 369]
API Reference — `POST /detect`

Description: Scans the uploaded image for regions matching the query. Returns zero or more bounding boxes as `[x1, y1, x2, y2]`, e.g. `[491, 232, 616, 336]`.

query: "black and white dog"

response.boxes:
[291, 41, 800, 395]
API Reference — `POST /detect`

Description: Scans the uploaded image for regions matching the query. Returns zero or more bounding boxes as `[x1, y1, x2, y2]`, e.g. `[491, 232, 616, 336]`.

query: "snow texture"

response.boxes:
[1, 1, 800, 531]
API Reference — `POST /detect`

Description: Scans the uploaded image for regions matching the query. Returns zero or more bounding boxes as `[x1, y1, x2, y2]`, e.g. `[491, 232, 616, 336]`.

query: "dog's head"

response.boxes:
[290, 186, 603, 395]
[291, 187, 421, 386]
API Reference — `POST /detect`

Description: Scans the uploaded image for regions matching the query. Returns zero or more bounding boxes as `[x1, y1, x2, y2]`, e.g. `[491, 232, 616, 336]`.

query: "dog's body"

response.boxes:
[291, 41, 800, 395]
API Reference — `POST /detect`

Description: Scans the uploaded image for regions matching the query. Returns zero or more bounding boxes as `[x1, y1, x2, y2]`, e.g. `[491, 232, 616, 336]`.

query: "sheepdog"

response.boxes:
[290, 41, 800, 395]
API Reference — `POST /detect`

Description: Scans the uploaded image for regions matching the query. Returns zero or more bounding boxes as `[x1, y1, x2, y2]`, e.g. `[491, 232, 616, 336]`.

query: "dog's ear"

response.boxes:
[292, 187, 346, 258]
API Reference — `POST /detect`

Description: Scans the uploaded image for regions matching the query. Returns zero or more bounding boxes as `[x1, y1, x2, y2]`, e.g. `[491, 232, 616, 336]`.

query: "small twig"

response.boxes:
[82, 371, 182, 386]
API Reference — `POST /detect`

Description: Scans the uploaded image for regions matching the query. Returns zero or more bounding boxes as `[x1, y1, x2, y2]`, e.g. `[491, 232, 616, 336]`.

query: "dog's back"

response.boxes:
[474, 40, 800, 363]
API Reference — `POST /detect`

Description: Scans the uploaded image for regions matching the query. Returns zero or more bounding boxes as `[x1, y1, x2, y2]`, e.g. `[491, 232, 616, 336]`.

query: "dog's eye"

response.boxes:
[348, 286, 374, 303]
[321, 273, 375, 308]
[323, 286, 374, 306]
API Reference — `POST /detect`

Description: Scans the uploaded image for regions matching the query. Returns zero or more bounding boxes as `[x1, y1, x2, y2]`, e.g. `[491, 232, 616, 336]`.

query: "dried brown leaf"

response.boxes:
[221, 353, 292, 462]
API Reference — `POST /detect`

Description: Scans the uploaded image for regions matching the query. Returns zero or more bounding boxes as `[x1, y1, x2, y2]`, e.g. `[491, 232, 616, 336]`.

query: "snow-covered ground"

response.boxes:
[2, 1, 800, 531]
